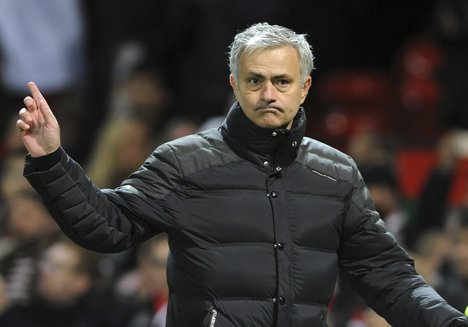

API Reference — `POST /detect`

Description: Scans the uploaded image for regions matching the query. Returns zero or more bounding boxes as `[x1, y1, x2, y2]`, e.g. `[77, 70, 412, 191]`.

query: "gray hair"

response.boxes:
[229, 22, 315, 84]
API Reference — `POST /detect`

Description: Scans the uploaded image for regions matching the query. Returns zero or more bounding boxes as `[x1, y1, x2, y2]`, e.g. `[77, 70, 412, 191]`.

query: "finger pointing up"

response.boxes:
[27, 82, 56, 123]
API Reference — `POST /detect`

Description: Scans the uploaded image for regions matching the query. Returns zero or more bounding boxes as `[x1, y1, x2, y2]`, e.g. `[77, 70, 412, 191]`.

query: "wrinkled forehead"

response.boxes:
[239, 46, 301, 75]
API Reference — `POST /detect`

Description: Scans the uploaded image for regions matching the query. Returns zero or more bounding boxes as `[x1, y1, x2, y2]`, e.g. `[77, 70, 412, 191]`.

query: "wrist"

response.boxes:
[28, 147, 63, 171]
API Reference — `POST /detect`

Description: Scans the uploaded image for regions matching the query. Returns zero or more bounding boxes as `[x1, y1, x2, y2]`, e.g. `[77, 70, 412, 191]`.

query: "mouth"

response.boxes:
[255, 105, 283, 113]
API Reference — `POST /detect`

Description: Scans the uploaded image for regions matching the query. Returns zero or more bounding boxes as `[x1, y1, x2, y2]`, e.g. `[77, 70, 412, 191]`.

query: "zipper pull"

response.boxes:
[209, 308, 218, 327]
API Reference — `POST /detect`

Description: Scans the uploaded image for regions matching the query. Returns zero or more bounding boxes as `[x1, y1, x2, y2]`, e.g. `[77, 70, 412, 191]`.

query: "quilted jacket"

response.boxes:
[24, 103, 467, 326]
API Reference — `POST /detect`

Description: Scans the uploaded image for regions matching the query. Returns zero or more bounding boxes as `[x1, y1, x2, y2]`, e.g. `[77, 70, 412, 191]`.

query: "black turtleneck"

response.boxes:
[220, 102, 306, 171]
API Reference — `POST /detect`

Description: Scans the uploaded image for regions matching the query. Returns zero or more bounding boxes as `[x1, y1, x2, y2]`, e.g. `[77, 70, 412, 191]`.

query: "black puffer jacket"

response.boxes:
[24, 103, 466, 326]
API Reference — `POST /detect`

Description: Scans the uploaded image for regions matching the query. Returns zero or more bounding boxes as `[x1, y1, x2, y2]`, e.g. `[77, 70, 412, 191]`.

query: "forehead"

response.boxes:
[239, 46, 301, 76]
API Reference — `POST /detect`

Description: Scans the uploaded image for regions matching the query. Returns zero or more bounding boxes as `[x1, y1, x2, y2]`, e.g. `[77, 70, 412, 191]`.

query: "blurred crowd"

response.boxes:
[1, 0, 468, 326]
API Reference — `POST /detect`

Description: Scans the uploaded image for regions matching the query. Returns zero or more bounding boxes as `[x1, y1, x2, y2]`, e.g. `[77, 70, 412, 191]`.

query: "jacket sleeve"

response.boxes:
[338, 162, 467, 327]
[23, 144, 182, 253]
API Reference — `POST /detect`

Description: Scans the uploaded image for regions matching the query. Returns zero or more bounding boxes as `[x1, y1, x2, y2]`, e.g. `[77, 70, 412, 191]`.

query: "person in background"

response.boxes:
[411, 229, 450, 290]
[432, 0, 468, 131]
[360, 308, 391, 327]
[112, 233, 169, 327]
[0, 191, 60, 310]
[0, 238, 111, 327]
[344, 230, 453, 327]
[86, 64, 172, 189]
[15, 23, 468, 326]
[0, 0, 87, 161]
[330, 132, 407, 327]
[83, 65, 187, 280]
[404, 130, 467, 250]
[438, 206, 468, 314]
[0, 276, 10, 315]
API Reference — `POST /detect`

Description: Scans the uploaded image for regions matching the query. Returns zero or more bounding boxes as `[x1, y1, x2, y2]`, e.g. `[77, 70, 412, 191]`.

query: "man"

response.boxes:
[0, 239, 110, 327]
[16, 23, 468, 326]
[112, 233, 170, 327]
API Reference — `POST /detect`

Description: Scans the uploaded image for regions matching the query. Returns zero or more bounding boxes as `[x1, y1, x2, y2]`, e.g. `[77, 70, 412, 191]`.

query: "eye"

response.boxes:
[248, 77, 260, 86]
[276, 79, 290, 87]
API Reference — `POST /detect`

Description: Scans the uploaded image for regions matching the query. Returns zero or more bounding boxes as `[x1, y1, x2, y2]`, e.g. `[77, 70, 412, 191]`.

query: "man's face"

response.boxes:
[230, 46, 311, 129]
[38, 244, 89, 305]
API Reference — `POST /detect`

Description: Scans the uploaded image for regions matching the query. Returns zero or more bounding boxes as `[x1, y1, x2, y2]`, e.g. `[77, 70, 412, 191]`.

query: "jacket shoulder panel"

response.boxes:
[299, 137, 357, 184]
[167, 128, 241, 177]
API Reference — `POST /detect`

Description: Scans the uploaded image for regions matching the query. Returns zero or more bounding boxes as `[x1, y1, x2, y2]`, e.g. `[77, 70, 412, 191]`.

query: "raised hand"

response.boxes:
[17, 82, 61, 157]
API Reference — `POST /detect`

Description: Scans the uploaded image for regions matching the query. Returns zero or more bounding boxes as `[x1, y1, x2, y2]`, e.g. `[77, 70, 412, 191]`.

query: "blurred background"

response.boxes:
[1, 0, 468, 326]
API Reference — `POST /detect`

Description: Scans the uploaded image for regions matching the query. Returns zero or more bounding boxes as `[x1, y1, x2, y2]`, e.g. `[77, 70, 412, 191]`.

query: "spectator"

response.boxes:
[0, 275, 9, 314]
[86, 64, 172, 189]
[411, 230, 450, 289]
[344, 231, 451, 327]
[0, 0, 88, 161]
[0, 238, 111, 327]
[359, 164, 408, 244]
[404, 130, 466, 249]
[438, 206, 468, 313]
[330, 132, 406, 327]
[360, 308, 391, 327]
[0, 150, 33, 201]
[112, 233, 169, 327]
[432, 0, 468, 131]
[0, 191, 60, 310]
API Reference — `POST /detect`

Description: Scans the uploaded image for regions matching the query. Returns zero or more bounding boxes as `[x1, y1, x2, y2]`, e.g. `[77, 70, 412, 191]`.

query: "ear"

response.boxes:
[229, 74, 239, 99]
[300, 76, 312, 104]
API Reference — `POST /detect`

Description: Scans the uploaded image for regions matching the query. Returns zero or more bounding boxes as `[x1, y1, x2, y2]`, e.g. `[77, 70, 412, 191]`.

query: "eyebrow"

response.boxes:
[246, 71, 293, 80]
[246, 72, 263, 78]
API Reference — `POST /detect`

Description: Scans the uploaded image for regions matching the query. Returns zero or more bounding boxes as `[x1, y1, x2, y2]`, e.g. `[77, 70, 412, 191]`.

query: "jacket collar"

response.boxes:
[220, 102, 306, 170]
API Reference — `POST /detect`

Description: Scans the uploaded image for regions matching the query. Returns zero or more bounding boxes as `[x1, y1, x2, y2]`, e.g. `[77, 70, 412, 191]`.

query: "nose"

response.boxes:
[260, 81, 277, 103]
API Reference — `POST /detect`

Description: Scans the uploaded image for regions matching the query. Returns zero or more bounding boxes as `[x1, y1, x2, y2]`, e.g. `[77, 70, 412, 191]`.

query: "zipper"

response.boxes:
[320, 309, 327, 327]
[312, 169, 337, 182]
[209, 308, 218, 327]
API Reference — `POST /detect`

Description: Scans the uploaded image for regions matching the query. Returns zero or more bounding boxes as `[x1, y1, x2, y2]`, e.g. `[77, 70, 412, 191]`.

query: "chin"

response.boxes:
[255, 116, 284, 129]
[257, 121, 282, 129]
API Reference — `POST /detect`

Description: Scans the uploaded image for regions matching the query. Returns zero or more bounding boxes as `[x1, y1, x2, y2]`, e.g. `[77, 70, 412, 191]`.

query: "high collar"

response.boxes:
[220, 102, 306, 170]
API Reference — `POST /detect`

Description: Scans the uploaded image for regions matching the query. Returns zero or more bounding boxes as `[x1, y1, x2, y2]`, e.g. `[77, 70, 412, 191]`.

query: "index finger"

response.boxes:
[27, 81, 56, 124]
[27, 81, 48, 104]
